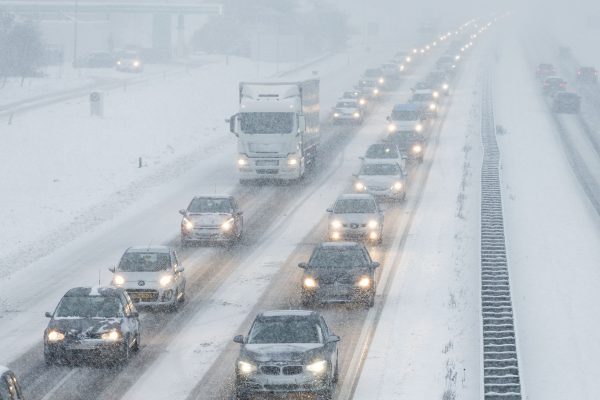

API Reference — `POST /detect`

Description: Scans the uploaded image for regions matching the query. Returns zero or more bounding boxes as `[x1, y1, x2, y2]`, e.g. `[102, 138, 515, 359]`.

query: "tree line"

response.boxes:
[0, 11, 44, 86]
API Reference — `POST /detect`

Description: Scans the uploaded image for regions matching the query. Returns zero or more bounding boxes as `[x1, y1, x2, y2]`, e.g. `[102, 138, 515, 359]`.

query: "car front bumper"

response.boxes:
[182, 227, 235, 242]
[236, 371, 330, 395]
[303, 285, 374, 303]
[45, 340, 124, 361]
[328, 227, 380, 242]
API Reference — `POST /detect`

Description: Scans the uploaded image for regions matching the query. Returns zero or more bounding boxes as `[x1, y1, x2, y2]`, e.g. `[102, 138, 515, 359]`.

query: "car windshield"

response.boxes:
[343, 91, 359, 99]
[248, 318, 321, 344]
[366, 145, 398, 159]
[334, 199, 377, 213]
[309, 247, 369, 268]
[118, 252, 170, 272]
[392, 110, 420, 120]
[336, 102, 356, 108]
[55, 296, 122, 318]
[188, 198, 232, 213]
[360, 163, 400, 176]
[412, 93, 431, 101]
[240, 112, 294, 134]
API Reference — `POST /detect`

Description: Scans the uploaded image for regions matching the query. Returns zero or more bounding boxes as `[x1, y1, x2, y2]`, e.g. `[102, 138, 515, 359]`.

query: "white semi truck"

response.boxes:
[228, 80, 320, 183]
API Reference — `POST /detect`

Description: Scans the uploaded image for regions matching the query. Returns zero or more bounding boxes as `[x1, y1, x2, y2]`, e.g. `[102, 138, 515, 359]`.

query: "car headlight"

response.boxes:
[393, 181, 403, 190]
[113, 274, 125, 286]
[378, 77, 384, 84]
[413, 144, 422, 153]
[47, 330, 65, 342]
[160, 275, 173, 287]
[331, 220, 342, 229]
[306, 359, 327, 374]
[432, 91, 440, 98]
[238, 361, 257, 374]
[406, 56, 412, 62]
[415, 124, 423, 132]
[182, 218, 194, 231]
[303, 277, 317, 288]
[355, 181, 365, 191]
[287, 154, 299, 166]
[455, 55, 461, 61]
[237, 156, 249, 167]
[221, 218, 234, 231]
[359, 98, 366, 105]
[387, 123, 397, 133]
[399, 64, 405, 71]
[357, 277, 371, 288]
[333, 112, 340, 117]
[116, 60, 122, 65]
[353, 112, 360, 118]
[101, 330, 121, 342]
[372, 88, 379, 95]
[429, 103, 437, 111]
[367, 220, 378, 229]
[133, 60, 140, 67]
[442, 83, 449, 90]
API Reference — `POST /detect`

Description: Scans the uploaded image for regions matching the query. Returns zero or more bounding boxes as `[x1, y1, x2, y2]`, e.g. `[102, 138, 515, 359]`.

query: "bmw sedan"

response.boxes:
[234, 310, 339, 400]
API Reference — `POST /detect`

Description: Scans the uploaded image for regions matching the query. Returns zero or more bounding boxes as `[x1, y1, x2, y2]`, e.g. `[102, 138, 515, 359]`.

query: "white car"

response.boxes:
[180, 195, 244, 245]
[387, 103, 426, 134]
[362, 143, 407, 176]
[111, 246, 186, 310]
[332, 99, 364, 124]
[354, 160, 406, 201]
[327, 194, 384, 244]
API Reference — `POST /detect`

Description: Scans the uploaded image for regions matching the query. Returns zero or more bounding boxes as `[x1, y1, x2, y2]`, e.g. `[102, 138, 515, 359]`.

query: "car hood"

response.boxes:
[48, 317, 123, 338]
[114, 270, 168, 284]
[187, 213, 231, 227]
[330, 212, 379, 224]
[358, 175, 402, 187]
[306, 267, 371, 284]
[242, 343, 324, 363]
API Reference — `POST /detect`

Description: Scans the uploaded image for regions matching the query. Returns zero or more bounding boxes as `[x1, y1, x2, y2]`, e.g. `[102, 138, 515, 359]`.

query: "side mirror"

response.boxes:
[237, 211, 244, 216]
[175, 266, 185, 273]
[45, 312, 53, 318]
[372, 262, 380, 269]
[297, 114, 306, 133]
[108, 267, 115, 273]
[298, 262, 308, 269]
[233, 335, 245, 344]
[179, 209, 187, 216]
[327, 335, 340, 343]
[131, 311, 140, 318]
[326, 207, 333, 213]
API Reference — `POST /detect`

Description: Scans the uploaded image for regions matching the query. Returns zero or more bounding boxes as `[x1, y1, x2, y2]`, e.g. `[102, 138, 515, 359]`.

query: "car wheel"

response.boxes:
[333, 356, 339, 383]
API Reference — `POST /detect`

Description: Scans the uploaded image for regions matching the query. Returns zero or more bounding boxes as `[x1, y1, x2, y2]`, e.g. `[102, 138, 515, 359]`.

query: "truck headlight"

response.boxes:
[353, 112, 360, 118]
[303, 277, 317, 288]
[287, 155, 299, 166]
[113, 275, 125, 286]
[393, 182, 403, 190]
[331, 220, 342, 229]
[415, 124, 423, 132]
[406, 56, 412, 62]
[182, 218, 194, 231]
[387, 124, 397, 133]
[429, 103, 437, 111]
[378, 77, 384, 84]
[367, 220, 378, 229]
[442, 83, 449, 90]
[413, 144, 422, 153]
[160, 275, 173, 287]
[133, 60, 140, 67]
[238, 361, 257, 374]
[101, 330, 121, 342]
[47, 330, 65, 342]
[306, 360, 327, 374]
[333, 112, 340, 118]
[221, 218, 234, 231]
[355, 181, 365, 191]
[237, 156, 249, 167]
[432, 91, 440, 98]
[359, 98, 366, 105]
[372, 88, 379, 95]
[357, 277, 371, 288]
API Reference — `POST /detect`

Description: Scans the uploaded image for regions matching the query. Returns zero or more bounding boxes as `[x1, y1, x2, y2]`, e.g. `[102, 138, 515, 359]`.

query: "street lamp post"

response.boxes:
[73, 0, 79, 67]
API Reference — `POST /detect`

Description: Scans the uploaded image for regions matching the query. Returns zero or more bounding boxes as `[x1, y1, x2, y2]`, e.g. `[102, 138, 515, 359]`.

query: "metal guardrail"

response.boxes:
[480, 78, 522, 400]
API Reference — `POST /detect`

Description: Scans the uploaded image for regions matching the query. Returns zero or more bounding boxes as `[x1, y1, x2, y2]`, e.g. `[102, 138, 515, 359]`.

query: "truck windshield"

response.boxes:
[240, 112, 294, 134]
[392, 110, 420, 120]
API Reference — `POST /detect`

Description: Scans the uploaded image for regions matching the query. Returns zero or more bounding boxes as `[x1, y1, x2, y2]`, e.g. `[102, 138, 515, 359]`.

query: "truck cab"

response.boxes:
[228, 80, 319, 182]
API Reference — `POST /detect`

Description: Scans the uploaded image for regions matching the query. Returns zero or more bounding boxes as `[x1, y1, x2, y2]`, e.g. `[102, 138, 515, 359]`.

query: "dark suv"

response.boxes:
[233, 310, 339, 400]
[299, 242, 379, 307]
[576, 67, 598, 83]
[44, 286, 140, 365]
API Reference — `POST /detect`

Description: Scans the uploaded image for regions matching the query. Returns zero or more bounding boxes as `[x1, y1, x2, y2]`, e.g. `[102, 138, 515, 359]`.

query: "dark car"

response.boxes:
[299, 242, 379, 307]
[542, 76, 567, 96]
[426, 70, 451, 95]
[552, 91, 581, 113]
[44, 286, 140, 366]
[536, 63, 555, 80]
[388, 131, 425, 163]
[0, 367, 24, 400]
[233, 310, 339, 400]
[576, 67, 598, 83]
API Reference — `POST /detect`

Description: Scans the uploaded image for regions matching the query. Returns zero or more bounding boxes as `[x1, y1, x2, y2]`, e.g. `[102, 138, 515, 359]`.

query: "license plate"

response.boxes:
[132, 292, 155, 300]
[256, 160, 279, 166]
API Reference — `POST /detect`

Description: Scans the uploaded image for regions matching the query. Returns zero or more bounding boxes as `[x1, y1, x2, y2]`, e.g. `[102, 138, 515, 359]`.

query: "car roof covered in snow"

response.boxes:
[259, 310, 318, 319]
[64, 286, 122, 297]
[126, 245, 171, 254]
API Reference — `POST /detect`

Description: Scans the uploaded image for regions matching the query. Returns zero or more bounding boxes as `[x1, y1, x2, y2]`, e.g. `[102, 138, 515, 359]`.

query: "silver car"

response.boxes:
[234, 310, 339, 400]
[327, 194, 383, 244]
[332, 99, 364, 124]
[110, 246, 186, 310]
[354, 160, 406, 201]
[180, 195, 243, 245]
